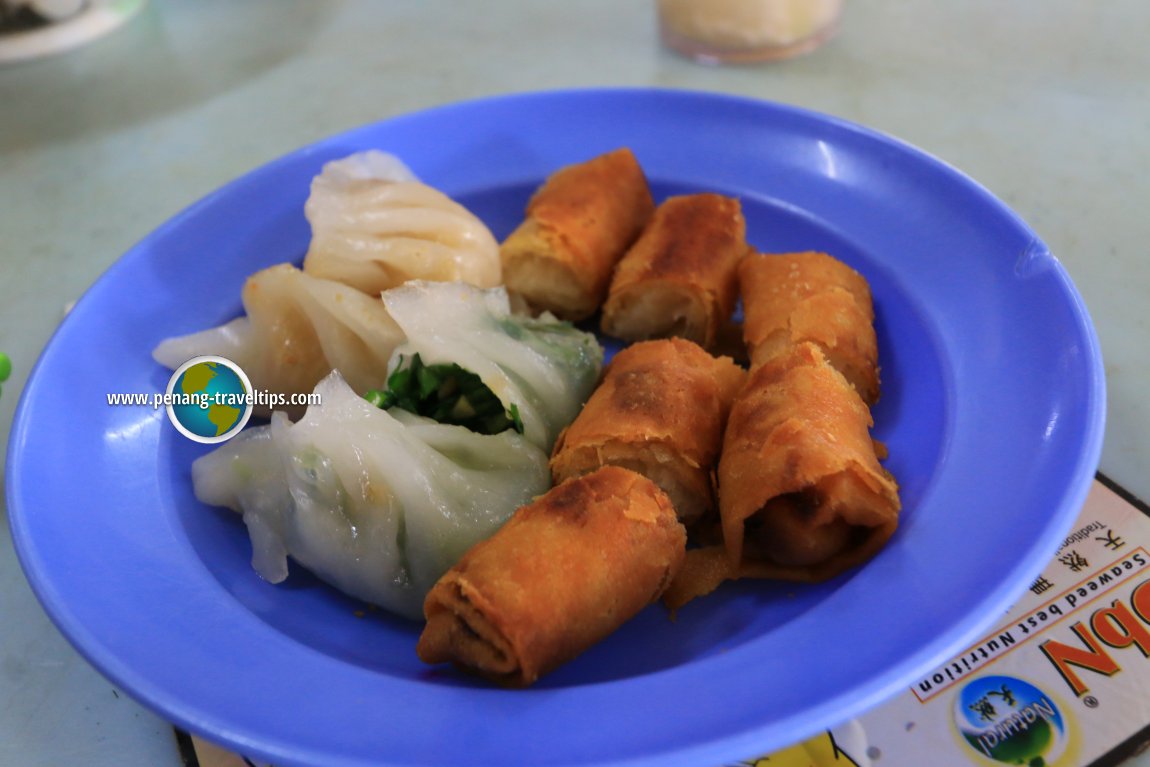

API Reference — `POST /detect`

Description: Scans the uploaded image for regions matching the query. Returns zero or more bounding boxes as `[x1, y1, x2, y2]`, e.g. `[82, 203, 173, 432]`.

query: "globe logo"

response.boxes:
[954, 675, 1067, 766]
[165, 355, 253, 443]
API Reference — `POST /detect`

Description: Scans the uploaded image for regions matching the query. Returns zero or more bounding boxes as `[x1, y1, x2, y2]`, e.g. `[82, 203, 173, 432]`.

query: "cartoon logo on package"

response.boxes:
[953, 675, 1069, 765]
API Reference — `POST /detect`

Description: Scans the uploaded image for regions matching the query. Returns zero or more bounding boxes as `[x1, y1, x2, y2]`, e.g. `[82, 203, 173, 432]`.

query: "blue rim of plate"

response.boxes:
[6, 87, 1105, 767]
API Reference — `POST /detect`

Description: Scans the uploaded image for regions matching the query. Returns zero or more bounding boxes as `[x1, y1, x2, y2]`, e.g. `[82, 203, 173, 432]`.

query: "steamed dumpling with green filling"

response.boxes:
[302, 151, 502, 294]
[192, 371, 551, 620]
[380, 281, 604, 452]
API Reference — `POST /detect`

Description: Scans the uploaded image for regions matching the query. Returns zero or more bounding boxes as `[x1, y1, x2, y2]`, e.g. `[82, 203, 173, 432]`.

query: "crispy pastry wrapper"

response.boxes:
[601, 193, 749, 349]
[739, 250, 881, 404]
[500, 148, 655, 321]
[722, 342, 899, 578]
[550, 338, 745, 526]
[417, 465, 686, 687]
[666, 343, 898, 609]
[662, 545, 733, 611]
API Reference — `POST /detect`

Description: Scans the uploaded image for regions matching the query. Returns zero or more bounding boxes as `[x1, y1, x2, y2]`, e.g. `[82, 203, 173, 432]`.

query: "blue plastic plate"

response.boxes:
[6, 89, 1105, 767]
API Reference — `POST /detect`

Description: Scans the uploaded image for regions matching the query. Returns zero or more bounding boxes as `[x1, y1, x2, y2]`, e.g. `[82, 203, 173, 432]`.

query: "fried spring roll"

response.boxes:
[500, 148, 655, 321]
[718, 342, 899, 583]
[550, 338, 744, 526]
[600, 193, 749, 349]
[739, 250, 880, 405]
[417, 466, 686, 687]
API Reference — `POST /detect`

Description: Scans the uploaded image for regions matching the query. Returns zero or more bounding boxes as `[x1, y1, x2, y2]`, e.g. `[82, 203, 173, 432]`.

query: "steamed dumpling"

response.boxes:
[381, 281, 604, 451]
[153, 264, 403, 414]
[193, 371, 551, 620]
[302, 150, 501, 294]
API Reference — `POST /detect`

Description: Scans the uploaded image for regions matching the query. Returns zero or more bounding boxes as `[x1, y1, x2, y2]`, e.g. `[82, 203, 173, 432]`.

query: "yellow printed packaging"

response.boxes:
[737, 723, 869, 766]
[730, 479, 1150, 767]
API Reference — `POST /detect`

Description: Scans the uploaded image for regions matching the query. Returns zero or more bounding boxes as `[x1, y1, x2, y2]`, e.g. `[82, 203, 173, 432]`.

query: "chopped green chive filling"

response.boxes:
[365, 354, 525, 436]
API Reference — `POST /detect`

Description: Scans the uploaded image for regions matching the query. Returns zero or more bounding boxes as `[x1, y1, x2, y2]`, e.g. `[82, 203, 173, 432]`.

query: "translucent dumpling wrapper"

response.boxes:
[152, 264, 403, 416]
[302, 150, 502, 295]
[381, 281, 605, 452]
[192, 371, 552, 620]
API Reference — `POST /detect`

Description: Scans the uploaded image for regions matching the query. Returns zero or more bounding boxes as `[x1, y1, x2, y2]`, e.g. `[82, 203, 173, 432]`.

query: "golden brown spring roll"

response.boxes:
[500, 148, 655, 321]
[550, 338, 745, 526]
[600, 193, 748, 349]
[739, 250, 880, 405]
[719, 341, 899, 581]
[417, 466, 686, 687]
